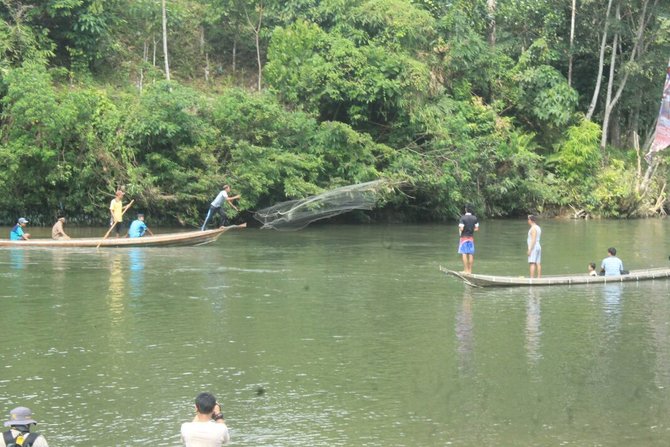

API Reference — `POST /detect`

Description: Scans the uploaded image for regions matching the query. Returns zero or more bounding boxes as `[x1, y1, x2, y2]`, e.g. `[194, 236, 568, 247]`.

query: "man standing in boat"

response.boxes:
[201, 185, 240, 231]
[527, 214, 541, 278]
[457, 204, 479, 274]
[109, 190, 128, 237]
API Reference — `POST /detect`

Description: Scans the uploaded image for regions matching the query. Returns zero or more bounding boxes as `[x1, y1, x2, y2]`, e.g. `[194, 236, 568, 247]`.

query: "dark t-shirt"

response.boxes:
[459, 214, 478, 237]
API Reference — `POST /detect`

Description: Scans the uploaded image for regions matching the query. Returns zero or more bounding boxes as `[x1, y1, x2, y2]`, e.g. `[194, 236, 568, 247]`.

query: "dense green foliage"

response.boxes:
[1, 0, 669, 225]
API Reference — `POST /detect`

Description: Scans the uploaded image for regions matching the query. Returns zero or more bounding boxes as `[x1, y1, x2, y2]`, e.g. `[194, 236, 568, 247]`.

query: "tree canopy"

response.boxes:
[1, 0, 669, 225]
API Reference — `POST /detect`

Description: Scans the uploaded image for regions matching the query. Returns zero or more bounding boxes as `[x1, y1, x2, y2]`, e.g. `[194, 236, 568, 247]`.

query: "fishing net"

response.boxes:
[254, 179, 395, 230]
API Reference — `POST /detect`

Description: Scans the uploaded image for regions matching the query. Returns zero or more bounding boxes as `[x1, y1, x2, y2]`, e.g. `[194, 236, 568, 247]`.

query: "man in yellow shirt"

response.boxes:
[109, 190, 126, 237]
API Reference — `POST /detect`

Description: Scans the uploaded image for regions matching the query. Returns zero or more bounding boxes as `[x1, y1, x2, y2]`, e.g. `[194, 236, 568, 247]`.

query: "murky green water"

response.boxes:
[1, 220, 670, 446]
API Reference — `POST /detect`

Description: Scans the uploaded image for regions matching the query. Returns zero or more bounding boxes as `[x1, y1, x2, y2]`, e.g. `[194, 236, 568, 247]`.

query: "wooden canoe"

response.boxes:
[439, 265, 670, 288]
[0, 224, 246, 248]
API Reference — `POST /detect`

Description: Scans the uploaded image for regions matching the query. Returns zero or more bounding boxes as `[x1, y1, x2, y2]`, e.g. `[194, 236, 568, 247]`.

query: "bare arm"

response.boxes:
[227, 194, 240, 211]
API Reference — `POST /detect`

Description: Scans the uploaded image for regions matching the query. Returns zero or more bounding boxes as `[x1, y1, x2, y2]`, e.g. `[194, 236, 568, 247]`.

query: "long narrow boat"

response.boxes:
[439, 265, 670, 288]
[0, 224, 246, 248]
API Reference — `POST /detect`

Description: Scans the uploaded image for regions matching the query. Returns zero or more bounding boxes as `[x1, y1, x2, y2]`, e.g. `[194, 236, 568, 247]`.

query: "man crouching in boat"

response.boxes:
[52, 216, 70, 240]
[128, 213, 154, 238]
[9, 218, 30, 241]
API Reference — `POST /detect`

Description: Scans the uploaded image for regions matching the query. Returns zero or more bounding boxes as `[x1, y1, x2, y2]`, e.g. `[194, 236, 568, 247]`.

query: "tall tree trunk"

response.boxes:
[200, 26, 209, 82]
[585, 0, 614, 120]
[600, 0, 650, 149]
[600, 7, 619, 151]
[232, 35, 237, 73]
[161, 0, 170, 82]
[244, 3, 264, 91]
[139, 40, 148, 93]
[568, 0, 576, 87]
[487, 0, 496, 46]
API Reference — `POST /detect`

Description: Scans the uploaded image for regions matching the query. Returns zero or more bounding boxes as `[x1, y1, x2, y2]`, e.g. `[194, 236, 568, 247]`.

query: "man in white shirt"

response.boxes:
[201, 185, 240, 230]
[181, 392, 230, 446]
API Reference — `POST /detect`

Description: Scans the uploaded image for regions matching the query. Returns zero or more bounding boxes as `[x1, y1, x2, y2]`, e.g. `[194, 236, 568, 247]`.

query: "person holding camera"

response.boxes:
[181, 392, 230, 446]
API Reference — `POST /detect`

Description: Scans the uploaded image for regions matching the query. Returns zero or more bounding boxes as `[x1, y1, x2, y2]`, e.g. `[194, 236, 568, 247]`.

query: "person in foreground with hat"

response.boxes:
[181, 392, 230, 446]
[51, 216, 70, 240]
[9, 218, 30, 241]
[1, 407, 48, 447]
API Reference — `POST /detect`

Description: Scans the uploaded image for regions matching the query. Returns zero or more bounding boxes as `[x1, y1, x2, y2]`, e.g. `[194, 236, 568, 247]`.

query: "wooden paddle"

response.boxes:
[97, 199, 135, 248]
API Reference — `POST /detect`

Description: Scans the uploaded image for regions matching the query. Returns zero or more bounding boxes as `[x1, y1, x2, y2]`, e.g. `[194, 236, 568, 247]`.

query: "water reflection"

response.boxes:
[455, 288, 474, 374]
[602, 283, 622, 336]
[525, 287, 542, 369]
[647, 283, 670, 390]
[128, 248, 145, 298]
[108, 252, 125, 318]
[9, 249, 25, 270]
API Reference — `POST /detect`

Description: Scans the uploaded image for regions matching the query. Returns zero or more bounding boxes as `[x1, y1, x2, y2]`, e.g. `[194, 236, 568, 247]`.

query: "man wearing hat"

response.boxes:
[1, 407, 48, 447]
[109, 190, 126, 237]
[51, 216, 70, 240]
[9, 218, 31, 241]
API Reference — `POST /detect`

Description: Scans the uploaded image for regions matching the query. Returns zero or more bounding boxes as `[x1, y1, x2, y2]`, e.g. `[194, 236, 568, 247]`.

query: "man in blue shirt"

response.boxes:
[600, 247, 624, 276]
[9, 218, 30, 241]
[128, 214, 153, 238]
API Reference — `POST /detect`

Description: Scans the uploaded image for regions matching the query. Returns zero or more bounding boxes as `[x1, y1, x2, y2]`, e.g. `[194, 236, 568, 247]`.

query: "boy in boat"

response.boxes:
[588, 262, 598, 276]
[9, 218, 30, 241]
[457, 204, 479, 274]
[201, 185, 240, 230]
[128, 213, 154, 238]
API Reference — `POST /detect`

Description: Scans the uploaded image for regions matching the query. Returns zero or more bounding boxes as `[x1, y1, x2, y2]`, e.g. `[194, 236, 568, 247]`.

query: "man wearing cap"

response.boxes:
[51, 216, 70, 240]
[1, 407, 48, 447]
[9, 218, 30, 241]
[109, 190, 126, 237]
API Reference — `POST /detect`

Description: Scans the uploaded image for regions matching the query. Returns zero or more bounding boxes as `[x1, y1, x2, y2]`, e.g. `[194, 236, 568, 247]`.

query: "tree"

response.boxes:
[162, 0, 170, 81]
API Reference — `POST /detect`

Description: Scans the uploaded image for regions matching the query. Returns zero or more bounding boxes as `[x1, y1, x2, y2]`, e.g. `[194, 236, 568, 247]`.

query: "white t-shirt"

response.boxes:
[0, 429, 49, 447]
[181, 421, 230, 446]
[210, 190, 229, 208]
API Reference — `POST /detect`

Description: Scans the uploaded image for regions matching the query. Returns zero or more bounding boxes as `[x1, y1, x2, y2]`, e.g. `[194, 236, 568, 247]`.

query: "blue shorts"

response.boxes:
[458, 239, 475, 255]
[528, 246, 541, 263]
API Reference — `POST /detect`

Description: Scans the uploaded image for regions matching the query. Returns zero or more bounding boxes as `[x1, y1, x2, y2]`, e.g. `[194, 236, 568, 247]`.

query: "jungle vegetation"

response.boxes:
[0, 0, 669, 226]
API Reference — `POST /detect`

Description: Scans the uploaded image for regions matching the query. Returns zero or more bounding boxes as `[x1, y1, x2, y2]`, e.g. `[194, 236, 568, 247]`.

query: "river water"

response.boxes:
[1, 219, 670, 446]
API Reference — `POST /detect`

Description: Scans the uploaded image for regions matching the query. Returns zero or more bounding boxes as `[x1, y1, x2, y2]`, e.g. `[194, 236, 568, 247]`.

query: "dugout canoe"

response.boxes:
[0, 224, 246, 248]
[439, 265, 670, 288]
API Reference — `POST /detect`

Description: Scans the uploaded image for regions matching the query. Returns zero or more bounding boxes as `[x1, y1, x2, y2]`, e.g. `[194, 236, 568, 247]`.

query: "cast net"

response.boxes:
[254, 179, 396, 230]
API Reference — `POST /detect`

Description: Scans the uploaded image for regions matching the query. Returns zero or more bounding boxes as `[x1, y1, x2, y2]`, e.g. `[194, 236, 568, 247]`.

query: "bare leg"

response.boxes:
[536, 263, 541, 278]
[529, 263, 536, 278]
[461, 254, 469, 273]
[467, 254, 474, 274]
